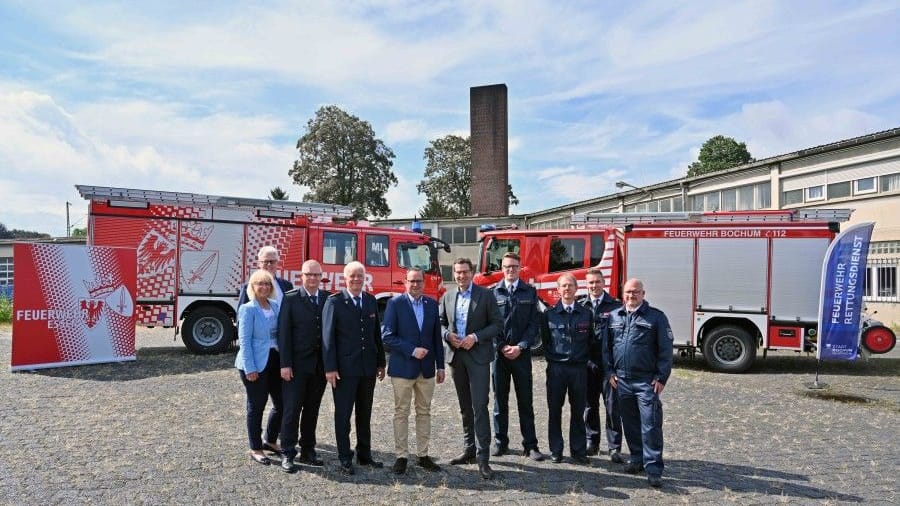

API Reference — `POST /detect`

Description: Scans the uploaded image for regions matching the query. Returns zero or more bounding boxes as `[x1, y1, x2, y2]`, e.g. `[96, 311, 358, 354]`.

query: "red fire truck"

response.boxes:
[77, 185, 448, 354]
[473, 209, 895, 372]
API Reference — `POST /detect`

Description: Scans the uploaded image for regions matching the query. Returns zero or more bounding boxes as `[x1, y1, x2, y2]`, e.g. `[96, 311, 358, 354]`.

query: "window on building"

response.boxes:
[440, 227, 452, 244]
[721, 189, 737, 211]
[877, 266, 896, 297]
[855, 177, 876, 195]
[549, 238, 585, 272]
[737, 185, 754, 210]
[672, 196, 684, 212]
[756, 181, 771, 208]
[827, 181, 851, 199]
[440, 226, 477, 244]
[690, 195, 704, 212]
[806, 185, 825, 201]
[322, 232, 357, 264]
[0, 257, 12, 285]
[365, 234, 389, 267]
[863, 267, 872, 297]
[659, 199, 671, 212]
[881, 172, 900, 192]
[783, 189, 803, 205]
[704, 191, 720, 211]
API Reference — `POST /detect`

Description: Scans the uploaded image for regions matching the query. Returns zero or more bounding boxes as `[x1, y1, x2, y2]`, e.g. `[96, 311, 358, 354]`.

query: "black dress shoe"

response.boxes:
[449, 451, 476, 465]
[298, 452, 325, 467]
[357, 456, 384, 468]
[586, 444, 599, 456]
[550, 453, 563, 463]
[417, 456, 441, 472]
[338, 461, 355, 475]
[392, 457, 407, 475]
[624, 461, 643, 474]
[262, 442, 283, 454]
[572, 455, 591, 465]
[609, 449, 624, 464]
[491, 444, 508, 457]
[281, 456, 298, 473]
[648, 475, 663, 488]
[525, 448, 545, 461]
[478, 461, 494, 480]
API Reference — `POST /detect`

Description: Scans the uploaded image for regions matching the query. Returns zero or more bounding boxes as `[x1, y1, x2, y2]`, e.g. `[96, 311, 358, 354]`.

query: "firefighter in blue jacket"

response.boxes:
[603, 278, 673, 488]
[541, 272, 598, 465]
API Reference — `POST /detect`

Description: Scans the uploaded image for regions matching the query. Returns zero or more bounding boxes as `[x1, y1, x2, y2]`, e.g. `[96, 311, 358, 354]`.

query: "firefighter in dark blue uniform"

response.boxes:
[491, 252, 545, 461]
[604, 278, 673, 488]
[579, 268, 624, 462]
[541, 273, 598, 465]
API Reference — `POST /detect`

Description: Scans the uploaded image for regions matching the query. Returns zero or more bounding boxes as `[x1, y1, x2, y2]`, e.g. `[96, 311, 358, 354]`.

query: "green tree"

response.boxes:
[416, 135, 518, 218]
[290, 105, 397, 219]
[269, 186, 289, 200]
[687, 135, 754, 177]
[71, 227, 87, 237]
[0, 223, 50, 239]
[0, 223, 10, 239]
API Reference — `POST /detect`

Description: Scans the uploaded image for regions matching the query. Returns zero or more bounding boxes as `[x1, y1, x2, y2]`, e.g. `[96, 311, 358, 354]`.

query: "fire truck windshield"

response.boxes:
[399, 242, 440, 275]
[482, 237, 521, 273]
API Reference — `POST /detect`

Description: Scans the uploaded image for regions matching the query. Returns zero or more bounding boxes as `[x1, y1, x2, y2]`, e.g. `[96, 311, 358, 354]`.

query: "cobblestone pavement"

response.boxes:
[1, 325, 898, 505]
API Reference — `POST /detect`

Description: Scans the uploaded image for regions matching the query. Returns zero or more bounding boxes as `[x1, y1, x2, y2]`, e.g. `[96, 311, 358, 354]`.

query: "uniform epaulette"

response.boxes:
[285, 288, 300, 295]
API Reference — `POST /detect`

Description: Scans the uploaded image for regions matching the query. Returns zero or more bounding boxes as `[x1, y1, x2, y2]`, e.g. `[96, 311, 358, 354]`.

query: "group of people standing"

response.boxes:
[234, 246, 673, 488]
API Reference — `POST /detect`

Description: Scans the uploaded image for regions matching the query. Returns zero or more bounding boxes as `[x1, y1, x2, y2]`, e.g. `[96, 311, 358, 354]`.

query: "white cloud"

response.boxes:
[383, 172, 423, 219]
[384, 119, 428, 144]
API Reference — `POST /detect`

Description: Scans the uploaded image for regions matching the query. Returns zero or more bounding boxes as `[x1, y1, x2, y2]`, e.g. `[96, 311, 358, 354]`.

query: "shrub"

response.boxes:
[0, 295, 11, 324]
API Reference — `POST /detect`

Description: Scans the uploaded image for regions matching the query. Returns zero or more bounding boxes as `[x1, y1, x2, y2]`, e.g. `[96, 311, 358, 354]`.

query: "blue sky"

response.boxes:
[2, 0, 899, 235]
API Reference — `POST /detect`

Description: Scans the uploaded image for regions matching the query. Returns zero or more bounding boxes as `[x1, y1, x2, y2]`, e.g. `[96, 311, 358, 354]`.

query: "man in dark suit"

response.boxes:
[440, 257, 503, 480]
[491, 252, 544, 461]
[323, 261, 386, 475]
[277, 259, 329, 473]
[580, 268, 624, 462]
[238, 245, 293, 308]
[381, 267, 445, 475]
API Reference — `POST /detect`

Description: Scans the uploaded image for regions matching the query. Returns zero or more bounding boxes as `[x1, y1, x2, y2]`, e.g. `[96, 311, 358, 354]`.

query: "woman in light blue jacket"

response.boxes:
[235, 269, 283, 465]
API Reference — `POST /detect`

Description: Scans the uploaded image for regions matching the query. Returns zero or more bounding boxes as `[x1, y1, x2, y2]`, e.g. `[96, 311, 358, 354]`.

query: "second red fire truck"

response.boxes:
[473, 209, 895, 372]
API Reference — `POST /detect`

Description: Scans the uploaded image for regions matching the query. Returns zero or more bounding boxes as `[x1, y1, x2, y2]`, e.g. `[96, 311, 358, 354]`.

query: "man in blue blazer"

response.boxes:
[440, 257, 503, 480]
[277, 259, 330, 473]
[323, 261, 386, 475]
[238, 246, 294, 308]
[381, 267, 445, 475]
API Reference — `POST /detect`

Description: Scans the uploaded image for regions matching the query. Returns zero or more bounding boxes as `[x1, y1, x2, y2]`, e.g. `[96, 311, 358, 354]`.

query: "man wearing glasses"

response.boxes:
[238, 246, 294, 308]
[381, 267, 445, 475]
[604, 278, 673, 488]
[277, 260, 329, 472]
[490, 252, 545, 461]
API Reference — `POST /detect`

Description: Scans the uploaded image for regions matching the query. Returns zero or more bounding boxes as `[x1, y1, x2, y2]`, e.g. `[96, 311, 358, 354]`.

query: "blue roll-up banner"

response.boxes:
[816, 222, 875, 361]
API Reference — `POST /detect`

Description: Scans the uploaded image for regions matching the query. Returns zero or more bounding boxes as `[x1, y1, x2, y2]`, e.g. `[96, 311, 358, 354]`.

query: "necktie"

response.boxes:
[311, 294, 317, 306]
[566, 306, 573, 314]
[354, 296, 361, 310]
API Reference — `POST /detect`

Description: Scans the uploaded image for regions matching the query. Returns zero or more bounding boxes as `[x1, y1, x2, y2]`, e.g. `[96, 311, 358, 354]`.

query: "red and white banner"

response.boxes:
[11, 243, 136, 371]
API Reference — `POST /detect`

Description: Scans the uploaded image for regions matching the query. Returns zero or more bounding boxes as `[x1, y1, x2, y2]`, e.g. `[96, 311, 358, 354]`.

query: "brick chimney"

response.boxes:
[470, 84, 508, 216]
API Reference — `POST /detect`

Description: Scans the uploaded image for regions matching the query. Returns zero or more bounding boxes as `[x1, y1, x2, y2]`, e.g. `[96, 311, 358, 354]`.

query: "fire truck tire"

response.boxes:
[182, 307, 235, 354]
[861, 325, 896, 354]
[702, 326, 756, 373]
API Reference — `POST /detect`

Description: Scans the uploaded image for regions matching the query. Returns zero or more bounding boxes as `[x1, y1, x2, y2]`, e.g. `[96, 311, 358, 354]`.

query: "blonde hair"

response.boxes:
[246, 269, 275, 300]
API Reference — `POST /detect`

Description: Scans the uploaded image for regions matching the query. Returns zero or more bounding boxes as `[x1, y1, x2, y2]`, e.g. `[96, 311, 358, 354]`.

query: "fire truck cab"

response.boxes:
[474, 209, 895, 372]
[78, 185, 446, 354]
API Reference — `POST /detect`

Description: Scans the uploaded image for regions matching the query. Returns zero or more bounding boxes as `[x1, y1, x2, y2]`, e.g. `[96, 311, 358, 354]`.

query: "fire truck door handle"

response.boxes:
[393, 280, 404, 285]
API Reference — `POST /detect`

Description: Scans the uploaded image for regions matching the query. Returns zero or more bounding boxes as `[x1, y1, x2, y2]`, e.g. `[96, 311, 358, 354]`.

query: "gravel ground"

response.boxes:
[1, 324, 898, 505]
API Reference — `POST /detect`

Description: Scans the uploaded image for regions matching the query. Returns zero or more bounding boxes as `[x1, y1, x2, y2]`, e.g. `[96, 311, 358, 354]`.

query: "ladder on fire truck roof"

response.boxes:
[76, 185, 355, 219]
[571, 208, 853, 227]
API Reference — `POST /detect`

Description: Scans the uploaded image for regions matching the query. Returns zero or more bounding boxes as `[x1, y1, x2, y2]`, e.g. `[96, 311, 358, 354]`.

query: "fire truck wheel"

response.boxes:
[861, 325, 896, 354]
[182, 307, 235, 354]
[702, 326, 757, 373]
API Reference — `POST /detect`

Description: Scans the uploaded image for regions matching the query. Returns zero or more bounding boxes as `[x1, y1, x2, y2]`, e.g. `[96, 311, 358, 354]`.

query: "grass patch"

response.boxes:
[0, 295, 11, 324]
